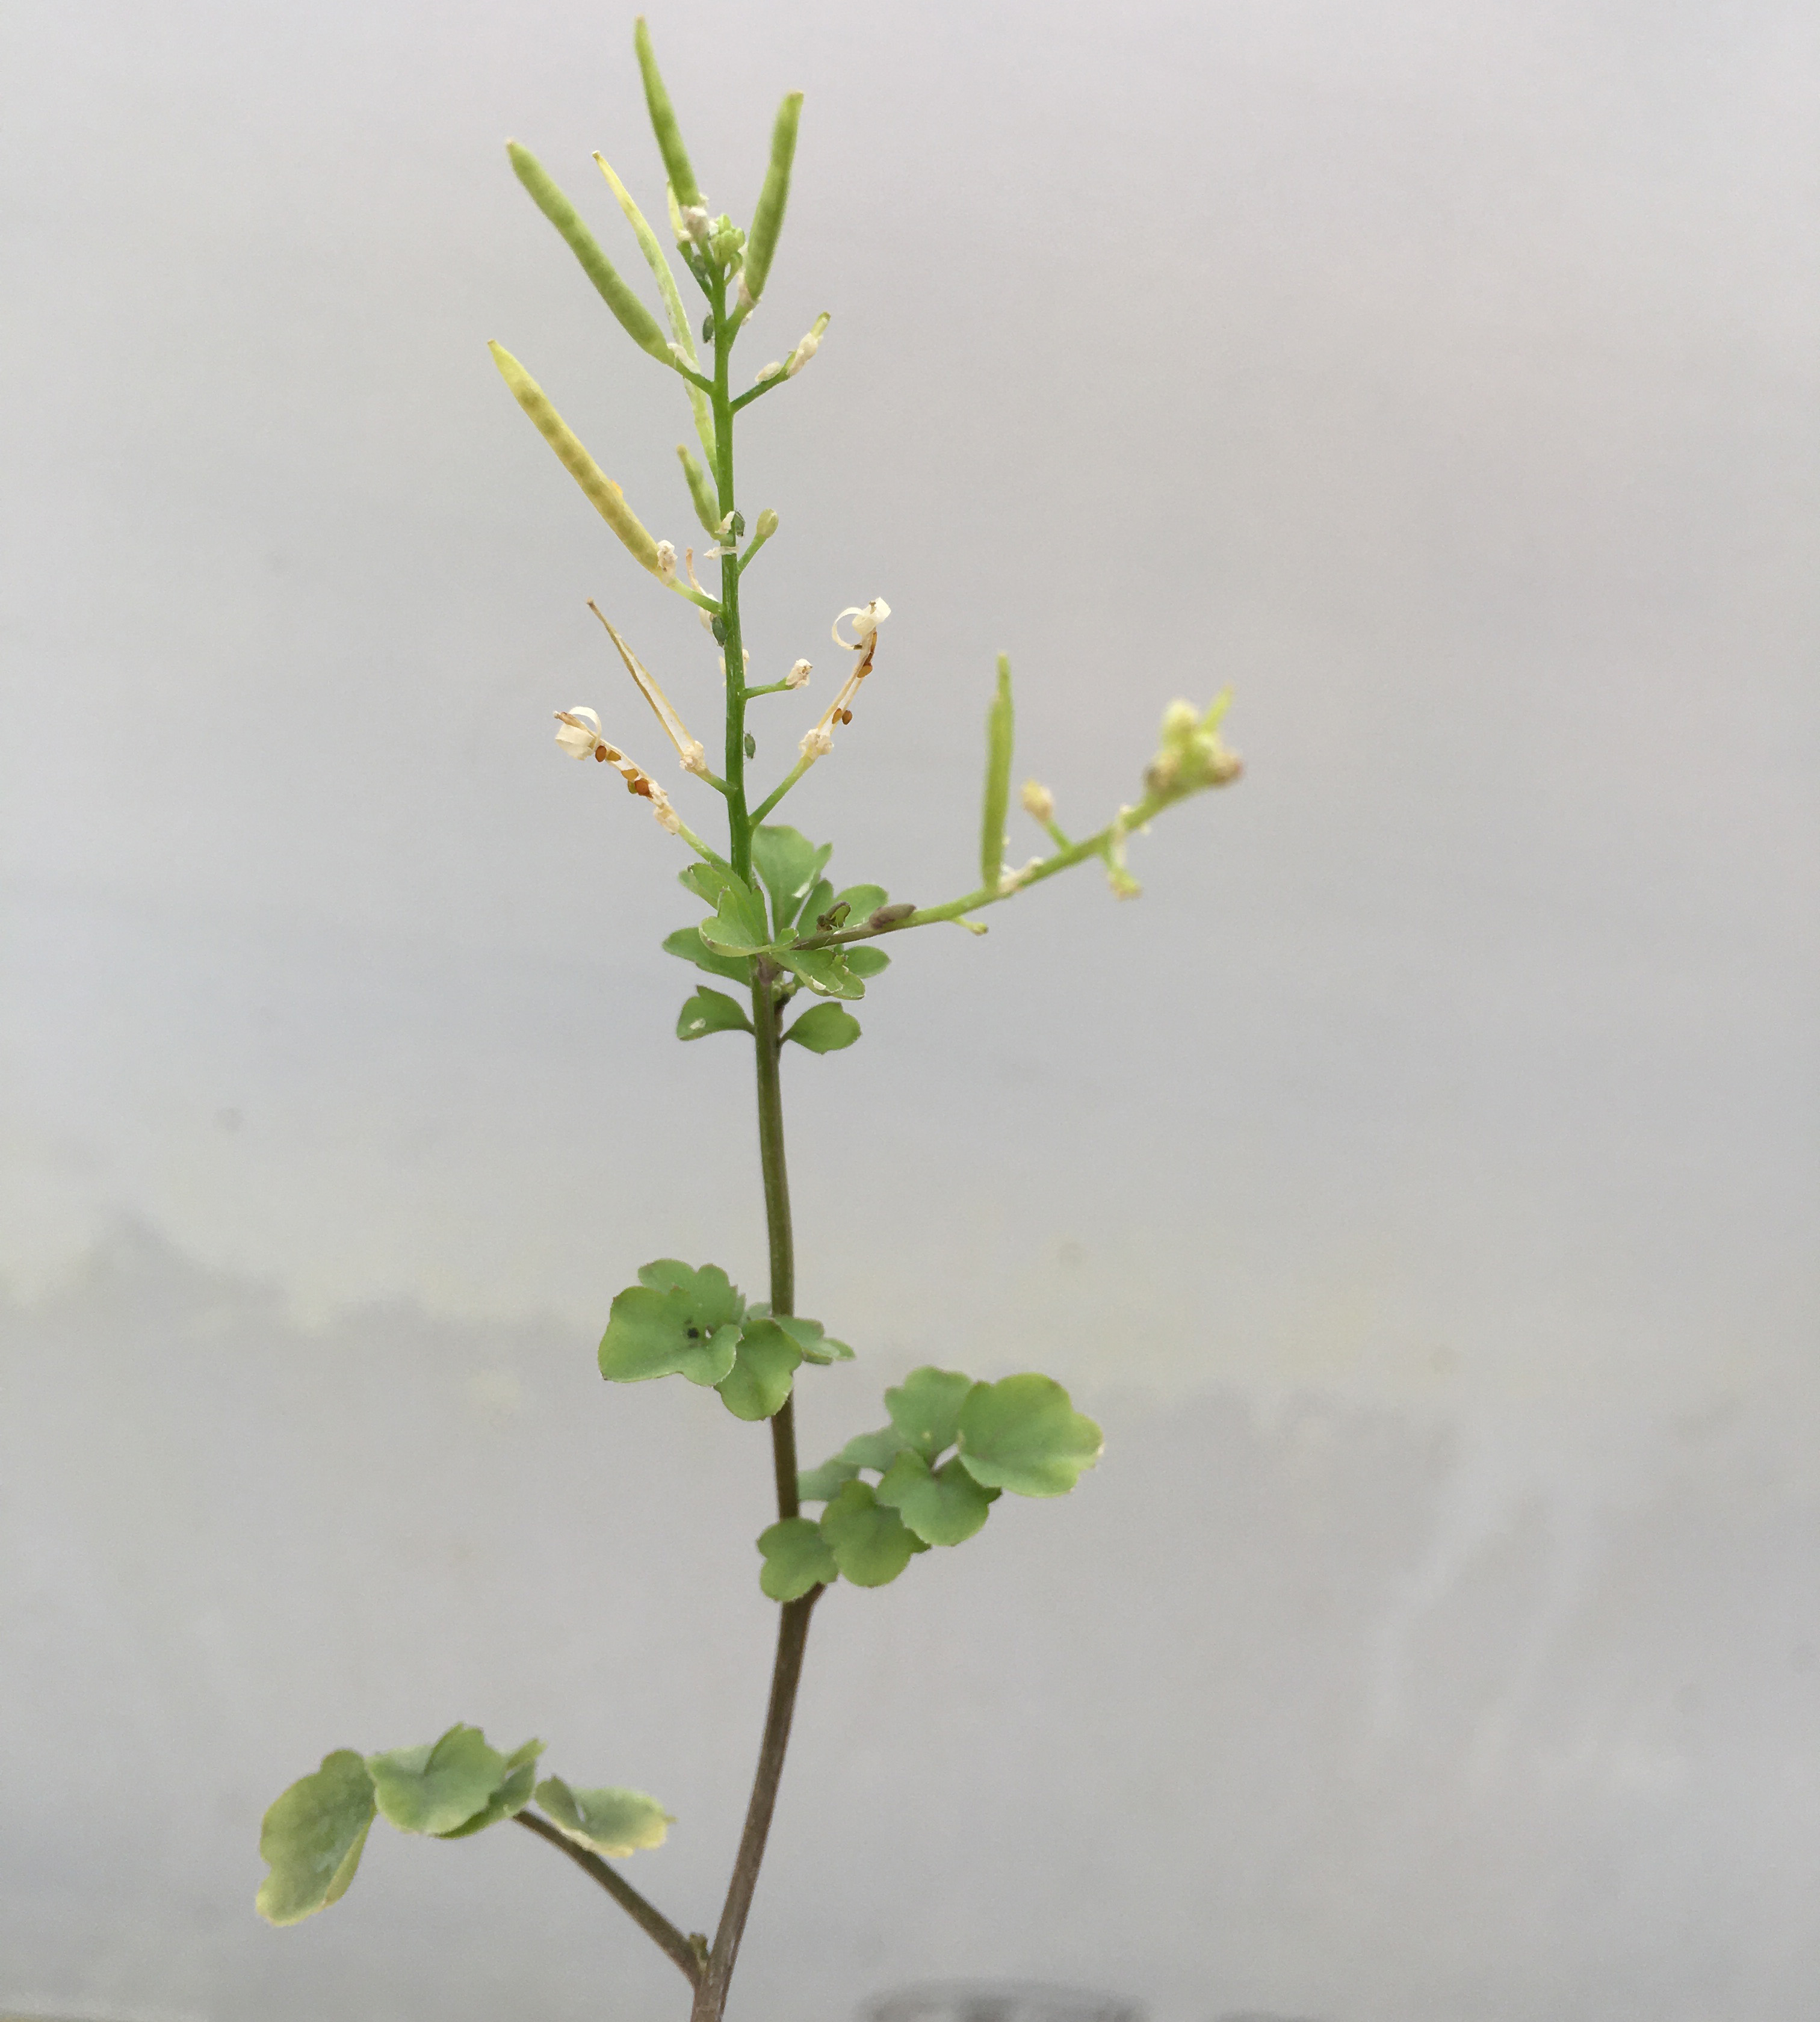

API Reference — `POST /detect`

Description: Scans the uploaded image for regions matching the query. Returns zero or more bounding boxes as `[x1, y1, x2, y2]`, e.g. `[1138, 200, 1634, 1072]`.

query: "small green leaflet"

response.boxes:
[784, 1003, 860, 1052]
[367, 1725, 542, 1838]
[844, 945, 890, 978]
[774, 947, 864, 1000]
[751, 825, 832, 937]
[677, 986, 752, 1040]
[796, 1456, 861, 1502]
[599, 1262, 745, 1387]
[955, 1373, 1103, 1496]
[837, 1425, 912, 1471]
[678, 861, 738, 907]
[699, 877, 775, 957]
[255, 1750, 376, 1926]
[757, 1515, 838, 1600]
[534, 1775, 672, 1858]
[714, 1317, 802, 1421]
[876, 1450, 997, 1546]
[662, 926, 751, 985]
[819, 1480, 918, 1586]
[885, 1366, 979, 1461]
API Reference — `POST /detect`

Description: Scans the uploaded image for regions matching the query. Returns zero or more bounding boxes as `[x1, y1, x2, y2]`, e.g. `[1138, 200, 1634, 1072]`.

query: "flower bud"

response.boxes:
[785, 312, 831, 377]
[1020, 779, 1054, 823]
[754, 508, 779, 542]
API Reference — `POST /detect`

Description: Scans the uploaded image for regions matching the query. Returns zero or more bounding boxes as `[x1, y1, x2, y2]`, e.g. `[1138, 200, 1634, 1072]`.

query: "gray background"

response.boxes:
[2, 0, 1816, 2018]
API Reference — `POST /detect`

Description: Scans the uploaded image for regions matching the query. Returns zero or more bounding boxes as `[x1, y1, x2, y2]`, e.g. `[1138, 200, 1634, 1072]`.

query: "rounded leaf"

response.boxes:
[678, 987, 753, 1040]
[256, 1749, 376, 1926]
[796, 1456, 861, 1503]
[838, 1426, 911, 1473]
[534, 1774, 672, 1858]
[784, 1004, 861, 1053]
[438, 1738, 545, 1838]
[758, 1516, 838, 1600]
[369, 1725, 523, 1838]
[885, 1367, 980, 1461]
[714, 1318, 802, 1421]
[819, 1480, 917, 1588]
[876, 1450, 996, 1547]
[752, 826, 832, 936]
[599, 1263, 745, 1386]
[956, 1373, 1103, 1497]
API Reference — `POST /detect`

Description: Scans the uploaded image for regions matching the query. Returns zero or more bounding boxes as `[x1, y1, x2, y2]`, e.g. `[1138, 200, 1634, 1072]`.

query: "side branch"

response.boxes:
[693, 1589, 821, 2021]
[515, 1810, 704, 1988]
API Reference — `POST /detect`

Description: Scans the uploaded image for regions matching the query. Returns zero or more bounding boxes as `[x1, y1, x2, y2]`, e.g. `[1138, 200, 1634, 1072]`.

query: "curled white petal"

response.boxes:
[831, 598, 890, 650]
[785, 658, 812, 689]
[554, 706, 604, 759]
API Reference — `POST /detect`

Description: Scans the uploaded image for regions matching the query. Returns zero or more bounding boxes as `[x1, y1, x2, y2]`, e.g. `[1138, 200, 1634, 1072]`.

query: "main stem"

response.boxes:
[687, 272, 820, 2022]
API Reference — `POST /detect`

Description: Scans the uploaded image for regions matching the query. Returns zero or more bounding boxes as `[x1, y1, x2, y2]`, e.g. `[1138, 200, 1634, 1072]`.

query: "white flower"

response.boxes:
[785, 658, 812, 689]
[655, 540, 677, 578]
[678, 202, 711, 243]
[1020, 780, 1055, 823]
[755, 360, 783, 384]
[555, 706, 605, 759]
[832, 599, 890, 650]
[799, 725, 834, 761]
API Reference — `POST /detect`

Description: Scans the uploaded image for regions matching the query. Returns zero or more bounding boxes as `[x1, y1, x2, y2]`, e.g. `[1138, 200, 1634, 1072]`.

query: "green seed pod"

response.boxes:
[633, 19, 702, 212]
[980, 654, 1015, 891]
[507, 143, 669, 366]
[488, 342, 662, 576]
[676, 444, 723, 537]
[742, 91, 802, 306]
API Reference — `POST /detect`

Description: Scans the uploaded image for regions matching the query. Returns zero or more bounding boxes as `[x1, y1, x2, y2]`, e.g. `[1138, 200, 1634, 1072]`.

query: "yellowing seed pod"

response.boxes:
[489, 343, 663, 577]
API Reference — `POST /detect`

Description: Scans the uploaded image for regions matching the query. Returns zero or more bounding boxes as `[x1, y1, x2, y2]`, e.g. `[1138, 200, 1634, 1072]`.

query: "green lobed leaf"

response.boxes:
[534, 1774, 672, 1858]
[955, 1373, 1104, 1497]
[663, 925, 751, 985]
[844, 945, 891, 979]
[679, 861, 738, 907]
[838, 1426, 911, 1472]
[885, 1366, 980, 1461]
[599, 1263, 746, 1387]
[714, 1317, 802, 1421]
[876, 1450, 998, 1547]
[752, 826, 834, 937]
[818, 1480, 918, 1587]
[678, 988, 753, 1040]
[784, 1003, 861, 1053]
[757, 1516, 839, 1600]
[255, 1749, 376, 1927]
[368, 1725, 534, 1838]
[775, 947, 864, 1000]
[700, 877, 776, 957]
[772, 1314, 853, 1364]
[438, 1739, 545, 1838]
[796, 1456, 861, 1502]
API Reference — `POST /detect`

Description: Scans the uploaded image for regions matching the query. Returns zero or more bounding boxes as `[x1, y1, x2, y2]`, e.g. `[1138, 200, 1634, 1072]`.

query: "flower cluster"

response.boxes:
[1144, 695, 1243, 800]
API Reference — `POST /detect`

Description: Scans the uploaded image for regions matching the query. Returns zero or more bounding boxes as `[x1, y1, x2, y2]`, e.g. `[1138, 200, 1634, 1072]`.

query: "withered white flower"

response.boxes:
[655, 540, 677, 578]
[555, 706, 607, 760]
[678, 202, 711, 243]
[831, 599, 890, 650]
[785, 658, 811, 689]
[799, 725, 834, 761]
